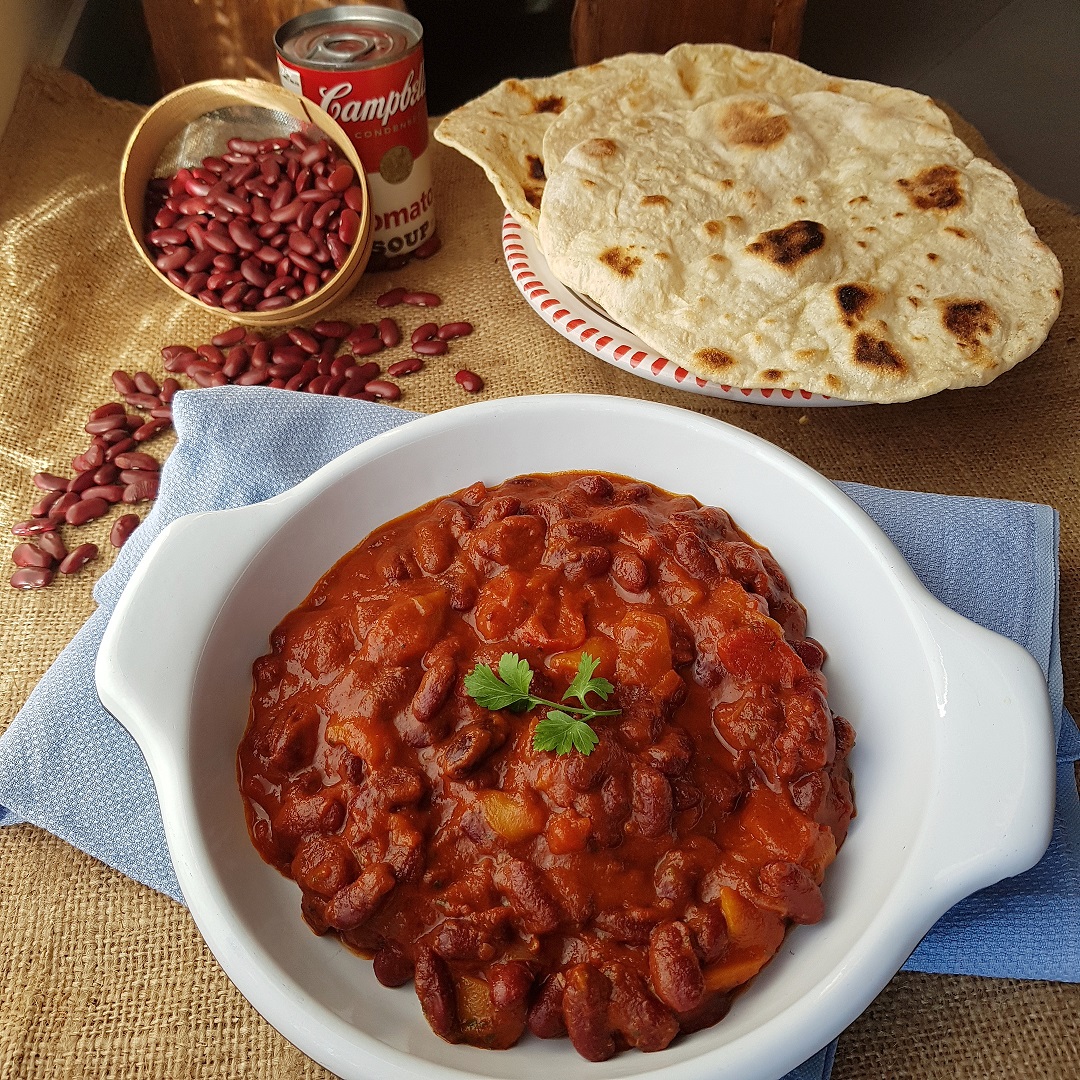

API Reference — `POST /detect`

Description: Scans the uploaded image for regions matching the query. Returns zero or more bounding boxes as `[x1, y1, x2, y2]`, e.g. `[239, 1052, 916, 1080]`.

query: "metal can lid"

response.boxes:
[276, 6, 422, 71]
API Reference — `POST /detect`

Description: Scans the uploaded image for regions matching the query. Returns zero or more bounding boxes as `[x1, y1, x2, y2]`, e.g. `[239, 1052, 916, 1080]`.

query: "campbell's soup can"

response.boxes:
[275, 7, 435, 265]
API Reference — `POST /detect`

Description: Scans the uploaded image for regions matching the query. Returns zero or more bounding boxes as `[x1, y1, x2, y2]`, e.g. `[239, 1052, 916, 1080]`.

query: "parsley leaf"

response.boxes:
[533, 711, 601, 756]
[463, 651, 621, 756]
[563, 651, 614, 707]
[497, 652, 534, 697]
[463, 662, 531, 711]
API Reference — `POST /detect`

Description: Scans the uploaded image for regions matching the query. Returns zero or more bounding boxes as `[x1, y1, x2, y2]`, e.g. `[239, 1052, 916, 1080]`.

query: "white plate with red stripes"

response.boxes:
[501, 212, 858, 407]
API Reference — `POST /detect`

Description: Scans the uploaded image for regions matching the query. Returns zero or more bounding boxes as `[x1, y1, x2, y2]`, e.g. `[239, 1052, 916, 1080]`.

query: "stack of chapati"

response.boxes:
[434, 44, 1062, 402]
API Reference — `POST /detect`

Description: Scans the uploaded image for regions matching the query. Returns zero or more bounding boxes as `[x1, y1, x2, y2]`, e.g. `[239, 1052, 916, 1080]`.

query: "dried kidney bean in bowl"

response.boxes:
[237, 471, 855, 1061]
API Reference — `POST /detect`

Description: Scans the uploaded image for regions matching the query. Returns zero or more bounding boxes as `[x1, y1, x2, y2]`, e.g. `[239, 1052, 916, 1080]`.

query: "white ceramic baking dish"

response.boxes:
[95, 394, 1055, 1080]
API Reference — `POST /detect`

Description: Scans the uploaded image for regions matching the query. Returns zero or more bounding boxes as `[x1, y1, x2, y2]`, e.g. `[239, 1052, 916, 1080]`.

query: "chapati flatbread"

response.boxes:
[434, 43, 953, 233]
[537, 91, 1062, 402]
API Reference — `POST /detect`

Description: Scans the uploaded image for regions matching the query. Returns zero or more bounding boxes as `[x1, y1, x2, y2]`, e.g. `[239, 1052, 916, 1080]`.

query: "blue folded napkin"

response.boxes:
[1, 387, 1076, 1080]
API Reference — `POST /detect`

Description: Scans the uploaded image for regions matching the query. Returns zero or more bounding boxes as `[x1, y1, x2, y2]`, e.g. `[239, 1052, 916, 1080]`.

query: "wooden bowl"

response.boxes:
[119, 78, 372, 327]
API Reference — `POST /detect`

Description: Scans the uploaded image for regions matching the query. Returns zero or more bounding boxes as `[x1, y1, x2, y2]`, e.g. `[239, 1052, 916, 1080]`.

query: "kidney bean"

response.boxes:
[341, 185, 363, 212]
[12, 518, 60, 537]
[123, 392, 161, 412]
[648, 921, 704, 1014]
[412, 231, 442, 259]
[113, 451, 159, 472]
[387, 357, 424, 378]
[301, 272, 319, 296]
[32, 472, 69, 492]
[281, 328, 315, 355]
[437, 321, 473, 341]
[92, 463, 119, 486]
[363, 379, 401, 402]
[10, 567, 53, 590]
[311, 198, 340, 229]
[133, 420, 171, 442]
[68, 471, 97, 495]
[227, 218, 259, 253]
[112, 370, 138, 394]
[455, 369, 484, 393]
[336, 208, 360, 246]
[326, 233, 348, 268]
[118, 468, 155, 486]
[270, 198, 304, 224]
[101, 442, 135, 468]
[270, 180, 294, 212]
[153, 207, 179, 229]
[147, 227, 188, 247]
[412, 339, 447, 357]
[323, 162, 352, 192]
[376, 288, 406, 308]
[58, 543, 98, 575]
[413, 947, 457, 1041]
[410, 322, 438, 346]
[312, 319, 350, 339]
[122, 475, 160, 502]
[402, 291, 441, 307]
[342, 334, 380, 360]
[65, 497, 108, 526]
[563, 965, 615, 1062]
[30, 491, 62, 518]
[347, 324, 377, 347]
[218, 346, 246, 380]
[284, 358, 318, 391]
[250, 341, 271, 366]
[83, 414, 125, 436]
[70, 453, 91, 473]
[163, 349, 197, 373]
[235, 366, 271, 385]
[35, 531, 67, 562]
[371, 940, 413, 988]
[347, 361, 381, 385]
[12, 543, 53, 569]
[109, 513, 140, 548]
[257, 296, 292, 311]
[202, 230, 238, 255]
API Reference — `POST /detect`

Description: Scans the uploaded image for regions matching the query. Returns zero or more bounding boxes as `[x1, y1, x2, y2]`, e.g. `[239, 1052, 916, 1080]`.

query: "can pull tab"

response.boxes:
[311, 30, 394, 65]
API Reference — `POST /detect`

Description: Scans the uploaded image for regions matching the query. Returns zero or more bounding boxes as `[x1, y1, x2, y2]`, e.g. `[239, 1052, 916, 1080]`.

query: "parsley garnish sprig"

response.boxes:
[463, 651, 620, 756]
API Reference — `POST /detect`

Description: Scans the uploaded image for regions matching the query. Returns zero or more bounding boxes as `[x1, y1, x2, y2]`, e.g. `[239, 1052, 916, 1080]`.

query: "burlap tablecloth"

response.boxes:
[0, 66, 1077, 1078]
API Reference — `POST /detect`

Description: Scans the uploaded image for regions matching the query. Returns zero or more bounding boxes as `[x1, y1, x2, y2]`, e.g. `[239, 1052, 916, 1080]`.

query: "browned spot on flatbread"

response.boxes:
[525, 155, 545, 181]
[720, 179, 734, 189]
[908, 296, 921, 307]
[677, 64, 698, 96]
[824, 374, 842, 393]
[719, 100, 791, 148]
[599, 247, 642, 278]
[581, 138, 617, 158]
[762, 369, 783, 381]
[534, 95, 564, 114]
[655, 252, 670, 260]
[581, 178, 595, 187]
[856, 241, 867, 248]
[853, 333, 907, 374]
[897, 165, 964, 211]
[524, 186, 542, 209]
[835, 283, 879, 327]
[795, 350, 815, 361]
[940, 299, 998, 344]
[927, 252, 939, 262]
[793, 196, 806, 205]
[1054, 287, 1062, 299]
[746, 221, 826, 268]
[726, 215, 744, 226]
[703, 220, 723, 237]
[709, 254, 727, 263]
[848, 195, 870, 206]
[694, 348, 736, 375]
[945, 227, 969, 238]
[641, 195, 670, 207]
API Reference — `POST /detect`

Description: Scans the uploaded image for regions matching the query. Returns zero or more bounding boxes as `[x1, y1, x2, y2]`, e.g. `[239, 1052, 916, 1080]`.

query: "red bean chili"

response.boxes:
[238, 472, 855, 1061]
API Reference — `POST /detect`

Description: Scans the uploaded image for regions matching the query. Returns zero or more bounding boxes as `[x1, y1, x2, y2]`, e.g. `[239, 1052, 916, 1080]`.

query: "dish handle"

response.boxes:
[95, 502, 285, 767]
[915, 600, 1056, 903]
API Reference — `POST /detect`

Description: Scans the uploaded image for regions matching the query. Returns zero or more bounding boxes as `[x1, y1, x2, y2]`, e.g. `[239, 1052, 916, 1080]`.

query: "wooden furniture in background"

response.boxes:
[139, 0, 406, 93]
[570, 0, 806, 66]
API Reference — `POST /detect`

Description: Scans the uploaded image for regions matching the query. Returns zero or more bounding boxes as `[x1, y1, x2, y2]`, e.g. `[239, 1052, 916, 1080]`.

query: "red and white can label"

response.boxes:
[279, 48, 436, 259]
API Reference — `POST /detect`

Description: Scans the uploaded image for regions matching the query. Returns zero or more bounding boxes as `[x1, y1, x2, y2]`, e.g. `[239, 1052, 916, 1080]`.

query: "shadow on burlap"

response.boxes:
[0, 66, 1076, 1079]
